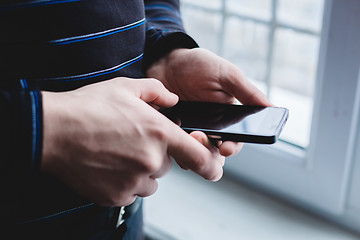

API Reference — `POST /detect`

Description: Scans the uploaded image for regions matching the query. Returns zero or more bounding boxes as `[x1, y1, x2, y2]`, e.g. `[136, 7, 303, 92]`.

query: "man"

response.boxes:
[0, 0, 271, 239]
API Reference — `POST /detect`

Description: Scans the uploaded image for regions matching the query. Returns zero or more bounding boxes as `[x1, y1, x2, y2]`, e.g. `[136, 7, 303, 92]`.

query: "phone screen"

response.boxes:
[160, 101, 289, 144]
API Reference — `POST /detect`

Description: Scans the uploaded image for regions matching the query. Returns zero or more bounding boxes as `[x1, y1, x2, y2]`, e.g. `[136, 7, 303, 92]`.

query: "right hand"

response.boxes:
[41, 78, 224, 206]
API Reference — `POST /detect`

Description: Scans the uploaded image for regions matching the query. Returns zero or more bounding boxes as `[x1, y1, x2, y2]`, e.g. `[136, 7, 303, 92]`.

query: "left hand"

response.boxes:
[146, 48, 272, 157]
[146, 48, 272, 105]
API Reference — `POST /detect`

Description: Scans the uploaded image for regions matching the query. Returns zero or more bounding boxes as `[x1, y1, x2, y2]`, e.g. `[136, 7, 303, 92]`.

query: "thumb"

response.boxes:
[219, 61, 272, 106]
[132, 78, 179, 108]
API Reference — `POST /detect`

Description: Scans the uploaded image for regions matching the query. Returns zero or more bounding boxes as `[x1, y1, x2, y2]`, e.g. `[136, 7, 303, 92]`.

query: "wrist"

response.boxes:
[143, 31, 198, 71]
[146, 48, 191, 90]
[41, 91, 71, 173]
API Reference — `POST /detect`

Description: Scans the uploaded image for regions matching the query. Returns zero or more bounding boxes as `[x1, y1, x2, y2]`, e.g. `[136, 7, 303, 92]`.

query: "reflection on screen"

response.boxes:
[161, 101, 271, 135]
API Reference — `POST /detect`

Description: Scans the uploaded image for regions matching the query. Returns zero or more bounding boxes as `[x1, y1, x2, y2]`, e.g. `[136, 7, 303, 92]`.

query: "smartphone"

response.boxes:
[160, 101, 289, 144]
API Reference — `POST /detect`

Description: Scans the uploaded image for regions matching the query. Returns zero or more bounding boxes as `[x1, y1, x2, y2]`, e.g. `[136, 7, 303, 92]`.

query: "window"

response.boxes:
[181, 0, 324, 148]
[181, 0, 360, 232]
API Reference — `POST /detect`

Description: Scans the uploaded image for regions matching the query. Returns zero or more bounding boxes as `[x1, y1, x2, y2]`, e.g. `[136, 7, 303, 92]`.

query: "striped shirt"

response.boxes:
[0, 0, 197, 233]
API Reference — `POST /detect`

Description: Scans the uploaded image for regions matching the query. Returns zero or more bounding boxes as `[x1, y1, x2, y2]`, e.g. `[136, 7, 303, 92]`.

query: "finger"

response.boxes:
[190, 131, 219, 153]
[219, 62, 273, 106]
[177, 162, 189, 170]
[148, 103, 161, 110]
[166, 125, 224, 181]
[219, 141, 244, 157]
[190, 131, 225, 167]
[208, 90, 235, 104]
[136, 177, 159, 198]
[107, 195, 137, 207]
[132, 79, 179, 107]
[150, 154, 173, 179]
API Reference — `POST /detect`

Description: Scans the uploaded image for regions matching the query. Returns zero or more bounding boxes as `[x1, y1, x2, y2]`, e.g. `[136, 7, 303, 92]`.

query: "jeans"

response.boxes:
[1, 201, 144, 240]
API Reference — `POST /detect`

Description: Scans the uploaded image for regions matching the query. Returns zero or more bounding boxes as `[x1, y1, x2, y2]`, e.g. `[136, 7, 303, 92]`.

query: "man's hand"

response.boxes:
[146, 48, 271, 106]
[146, 48, 273, 156]
[41, 78, 225, 206]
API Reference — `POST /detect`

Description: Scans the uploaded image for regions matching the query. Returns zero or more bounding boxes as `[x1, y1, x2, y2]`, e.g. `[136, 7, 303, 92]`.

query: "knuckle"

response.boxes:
[99, 193, 127, 207]
[191, 155, 222, 181]
[150, 78, 167, 90]
[135, 123, 170, 173]
[190, 155, 207, 174]
[150, 124, 168, 142]
[138, 179, 158, 198]
[142, 157, 162, 173]
[148, 78, 163, 86]
[138, 149, 163, 173]
[203, 171, 215, 181]
[206, 170, 221, 181]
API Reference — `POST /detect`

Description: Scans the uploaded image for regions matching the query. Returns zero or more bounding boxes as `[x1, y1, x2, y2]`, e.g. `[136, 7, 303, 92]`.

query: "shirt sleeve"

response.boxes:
[0, 79, 43, 200]
[143, 0, 199, 70]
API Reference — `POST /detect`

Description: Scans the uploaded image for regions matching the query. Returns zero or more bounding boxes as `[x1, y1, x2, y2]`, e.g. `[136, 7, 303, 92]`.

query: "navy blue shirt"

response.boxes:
[0, 0, 197, 233]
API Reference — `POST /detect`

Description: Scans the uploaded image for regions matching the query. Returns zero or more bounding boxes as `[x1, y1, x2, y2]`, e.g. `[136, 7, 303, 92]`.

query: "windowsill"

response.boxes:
[144, 164, 360, 240]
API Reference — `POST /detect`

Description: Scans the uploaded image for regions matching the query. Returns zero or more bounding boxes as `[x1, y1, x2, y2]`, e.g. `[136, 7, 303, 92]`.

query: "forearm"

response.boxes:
[143, 0, 198, 70]
[144, 0, 184, 31]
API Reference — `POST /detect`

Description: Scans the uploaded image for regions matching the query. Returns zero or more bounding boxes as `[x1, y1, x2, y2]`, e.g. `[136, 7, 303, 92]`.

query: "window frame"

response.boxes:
[223, 0, 360, 220]
[179, 0, 360, 232]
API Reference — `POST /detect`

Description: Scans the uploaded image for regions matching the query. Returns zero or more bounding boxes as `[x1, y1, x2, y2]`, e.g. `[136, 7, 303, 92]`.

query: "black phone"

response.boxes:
[160, 101, 289, 144]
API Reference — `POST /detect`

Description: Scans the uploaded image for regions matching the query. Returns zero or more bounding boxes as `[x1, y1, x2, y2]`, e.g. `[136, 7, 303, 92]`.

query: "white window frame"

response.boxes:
[223, 0, 360, 231]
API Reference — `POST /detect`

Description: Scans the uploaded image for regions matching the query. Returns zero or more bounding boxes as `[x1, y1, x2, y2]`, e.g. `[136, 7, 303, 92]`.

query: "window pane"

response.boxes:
[223, 17, 269, 85]
[181, 0, 222, 9]
[270, 29, 320, 147]
[181, 7, 222, 53]
[277, 0, 324, 32]
[227, 0, 271, 21]
[271, 29, 319, 97]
